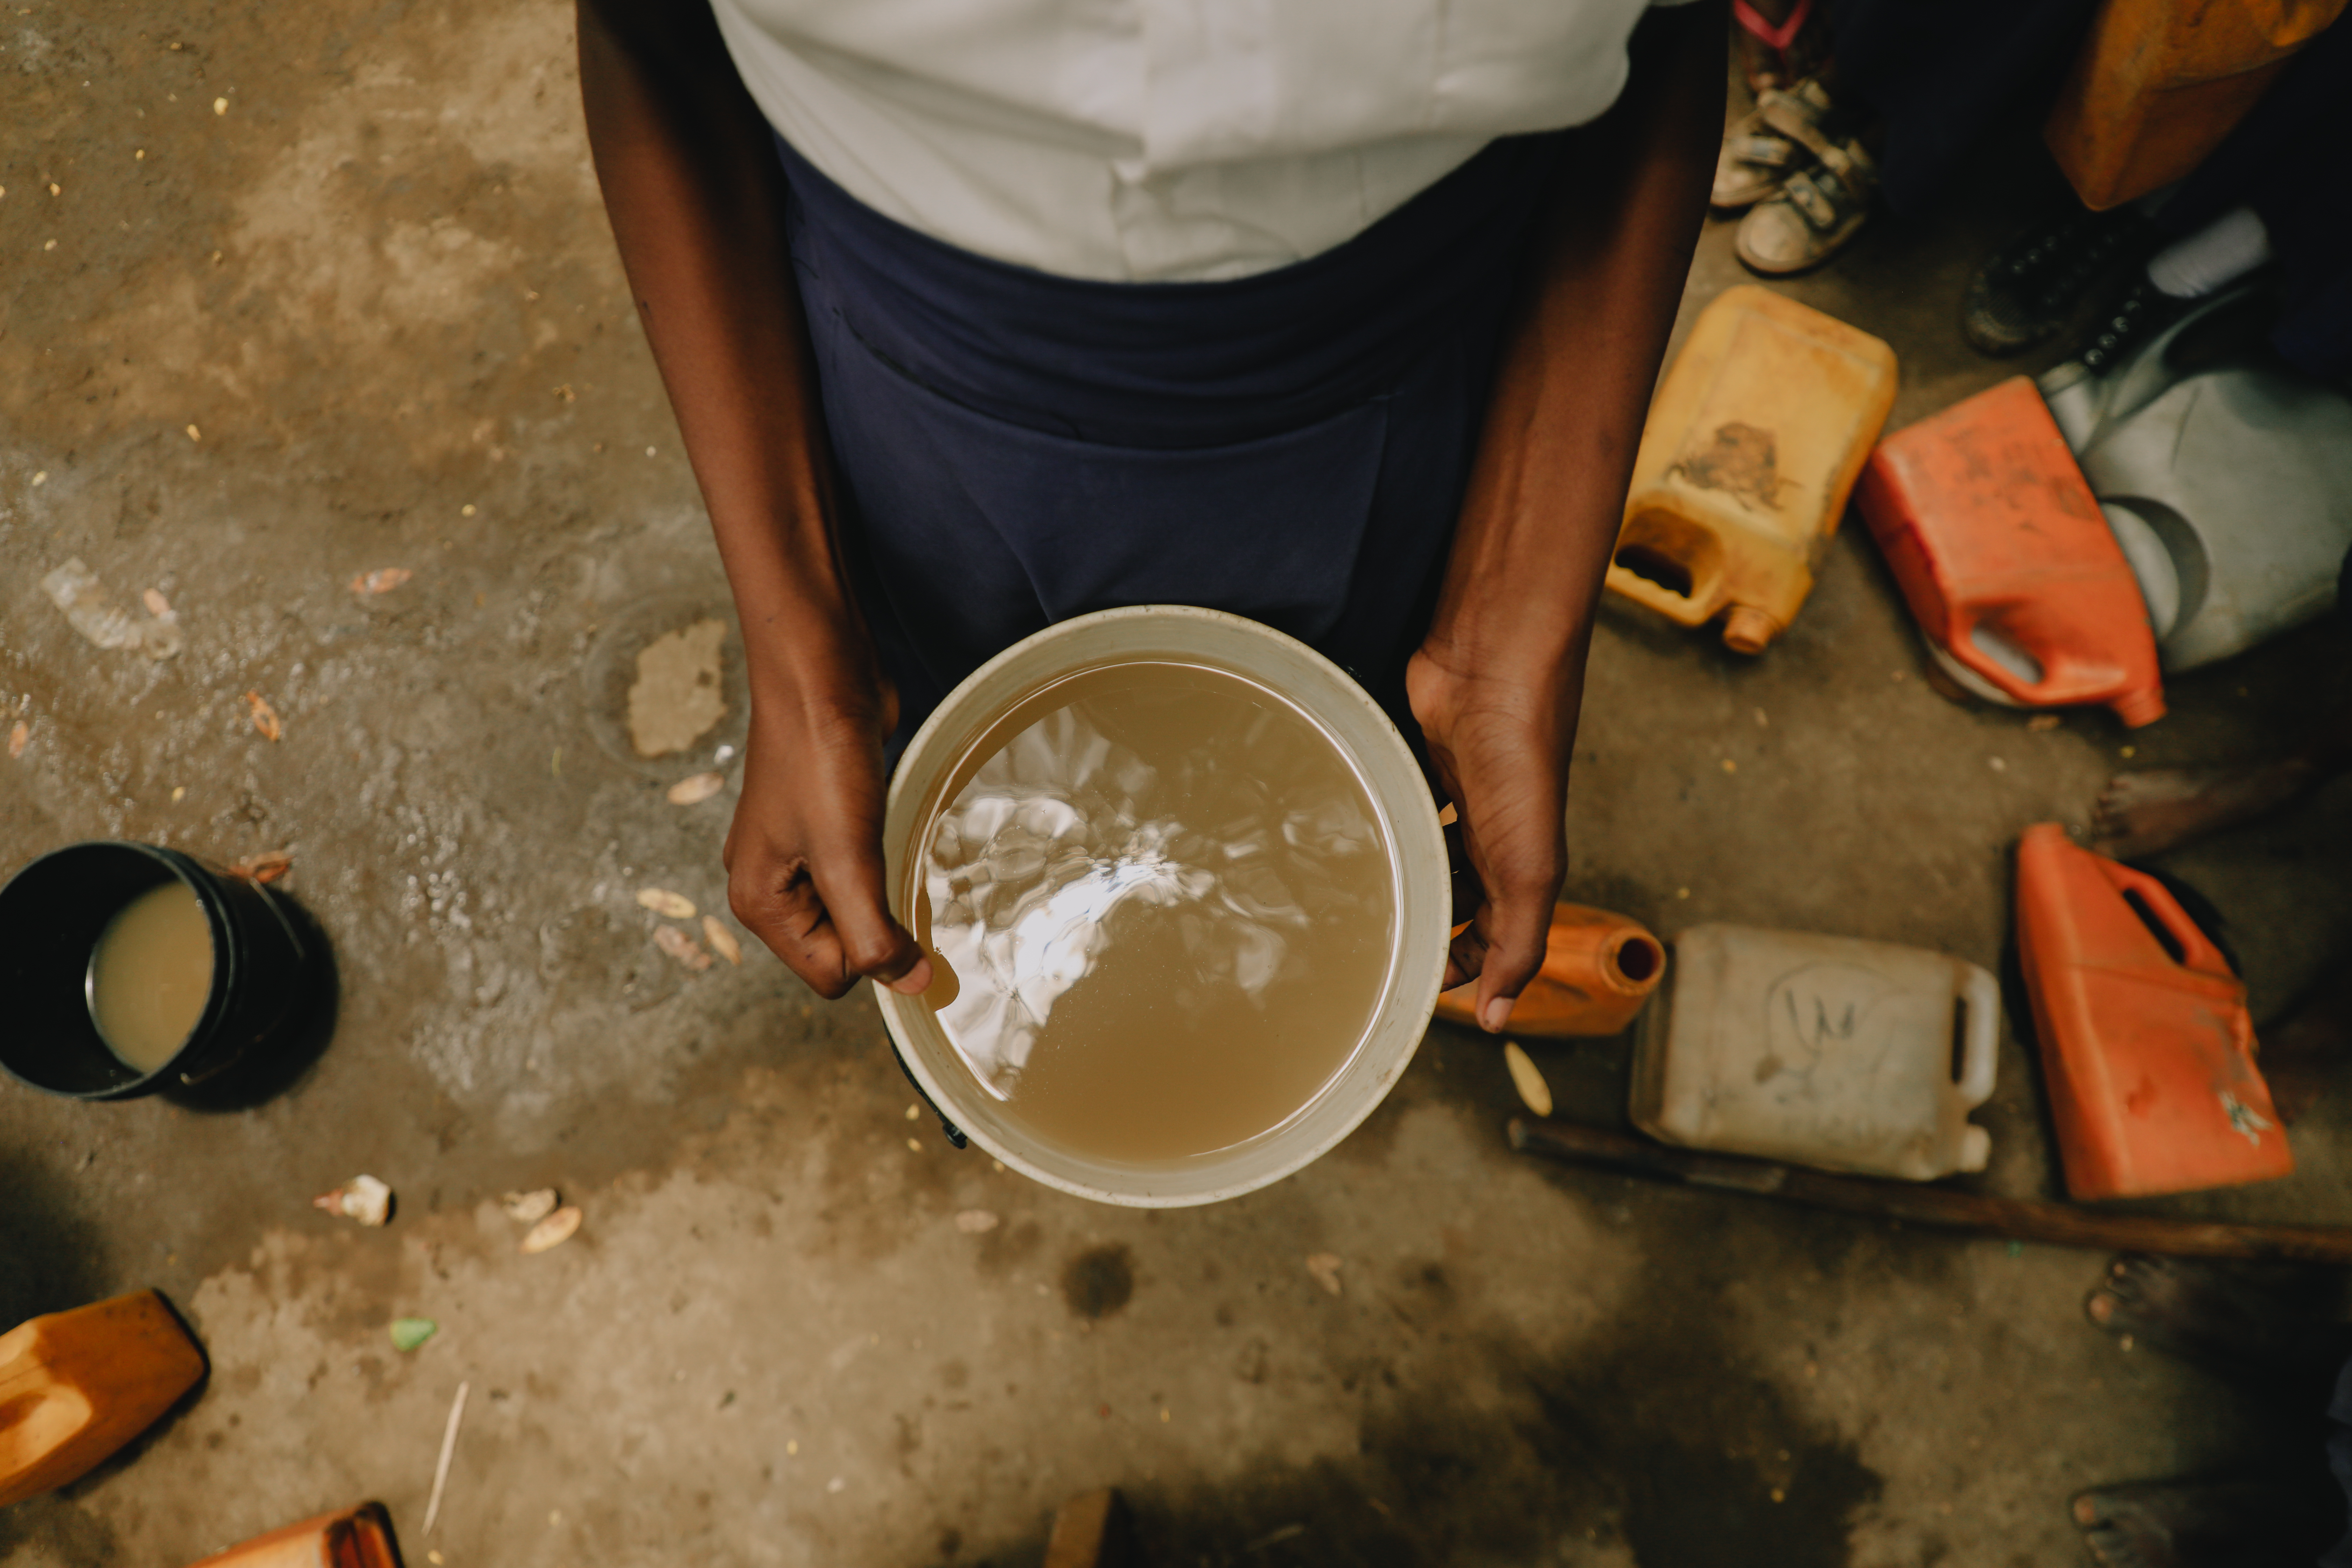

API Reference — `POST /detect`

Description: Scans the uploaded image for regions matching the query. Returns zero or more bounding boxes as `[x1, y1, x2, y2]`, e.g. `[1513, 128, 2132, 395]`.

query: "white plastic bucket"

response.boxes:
[875, 606, 1450, 1208]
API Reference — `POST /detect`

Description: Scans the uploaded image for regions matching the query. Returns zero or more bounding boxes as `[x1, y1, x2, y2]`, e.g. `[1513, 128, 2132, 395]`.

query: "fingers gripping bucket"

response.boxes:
[0, 841, 318, 1100]
[876, 607, 1451, 1208]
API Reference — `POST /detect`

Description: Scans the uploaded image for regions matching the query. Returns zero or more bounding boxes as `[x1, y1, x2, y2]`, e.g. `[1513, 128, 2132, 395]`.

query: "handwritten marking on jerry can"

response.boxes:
[1609, 286, 1898, 654]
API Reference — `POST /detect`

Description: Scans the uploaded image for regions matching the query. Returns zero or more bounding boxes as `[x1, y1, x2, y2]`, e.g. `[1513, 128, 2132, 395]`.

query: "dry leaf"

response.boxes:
[520, 1205, 582, 1254]
[243, 690, 282, 742]
[312, 1174, 393, 1226]
[954, 1210, 1000, 1234]
[701, 916, 741, 966]
[350, 567, 413, 596]
[1305, 1252, 1344, 1296]
[141, 587, 176, 621]
[229, 848, 292, 884]
[7, 721, 25, 760]
[666, 771, 725, 805]
[636, 887, 695, 919]
[653, 923, 712, 972]
[501, 1188, 559, 1225]
[1504, 1041, 1553, 1118]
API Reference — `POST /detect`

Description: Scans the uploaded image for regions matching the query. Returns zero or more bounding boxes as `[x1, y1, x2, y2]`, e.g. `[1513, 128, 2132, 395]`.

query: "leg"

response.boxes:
[2092, 701, 2352, 860]
[2084, 1255, 2351, 1396]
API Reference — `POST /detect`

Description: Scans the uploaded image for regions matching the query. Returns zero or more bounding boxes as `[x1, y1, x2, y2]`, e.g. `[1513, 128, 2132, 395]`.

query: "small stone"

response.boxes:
[635, 888, 695, 919]
[520, 1205, 583, 1254]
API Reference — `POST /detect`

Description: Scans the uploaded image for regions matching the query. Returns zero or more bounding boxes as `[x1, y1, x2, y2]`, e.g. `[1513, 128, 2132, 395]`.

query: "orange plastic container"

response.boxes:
[184, 1503, 404, 1568]
[1855, 377, 2165, 727]
[1434, 904, 1664, 1037]
[2014, 824, 2292, 1200]
[1609, 286, 1898, 653]
[2046, 0, 2348, 209]
[0, 1289, 206, 1506]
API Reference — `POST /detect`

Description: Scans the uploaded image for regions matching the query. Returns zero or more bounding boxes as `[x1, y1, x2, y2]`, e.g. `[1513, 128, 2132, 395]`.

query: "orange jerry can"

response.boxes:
[1609, 286, 1898, 654]
[2046, 0, 2348, 209]
[1435, 904, 1665, 1037]
[1854, 377, 2165, 727]
[0, 1289, 207, 1506]
[2014, 824, 2292, 1200]
[184, 1503, 405, 1568]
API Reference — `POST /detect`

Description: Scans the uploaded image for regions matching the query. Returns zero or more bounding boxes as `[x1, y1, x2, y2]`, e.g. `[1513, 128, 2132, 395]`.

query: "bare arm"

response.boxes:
[577, 0, 929, 998]
[1409, 1, 1723, 1029]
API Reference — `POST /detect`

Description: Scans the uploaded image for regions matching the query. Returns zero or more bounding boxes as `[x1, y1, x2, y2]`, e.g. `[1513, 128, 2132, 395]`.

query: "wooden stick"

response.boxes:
[1509, 1119, 2352, 1265]
[421, 1380, 469, 1536]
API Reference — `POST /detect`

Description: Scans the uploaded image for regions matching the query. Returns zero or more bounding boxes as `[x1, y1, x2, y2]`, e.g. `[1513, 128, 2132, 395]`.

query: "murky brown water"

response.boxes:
[917, 662, 1396, 1163]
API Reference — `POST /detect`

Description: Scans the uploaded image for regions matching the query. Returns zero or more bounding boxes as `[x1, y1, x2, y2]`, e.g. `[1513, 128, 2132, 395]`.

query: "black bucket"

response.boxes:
[0, 842, 322, 1100]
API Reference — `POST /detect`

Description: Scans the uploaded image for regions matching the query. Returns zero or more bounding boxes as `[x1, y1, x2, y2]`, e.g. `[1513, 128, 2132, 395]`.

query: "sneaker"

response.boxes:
[2074, 281, 2189, 377]
[1961, 207, 2153, 357]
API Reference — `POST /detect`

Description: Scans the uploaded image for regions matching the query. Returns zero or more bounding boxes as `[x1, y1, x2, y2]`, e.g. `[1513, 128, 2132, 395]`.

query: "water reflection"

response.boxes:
[923, 679, 1385, 1108]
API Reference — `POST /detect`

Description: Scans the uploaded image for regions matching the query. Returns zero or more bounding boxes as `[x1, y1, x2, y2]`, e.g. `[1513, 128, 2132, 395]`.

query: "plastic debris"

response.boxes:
[42, 558, 183, 658]
[421, 1380, 469, 1536]
[520, 1205, 583, 1254]
[701, 916, 741, 966]
[636, 887, 695, 919]
[501, 1188, 559, 1225]
[350, 567, 413, 596]
[1504, 1041, 1553, 1118]
[243, 691, 282, 742]
[313, 1174, 393, 1226]
[954, 1210, 1000, 1234]
[653, 924, 712, 972]
[390, 1317, 437, 1352]
[666, 771, 724, 805]
[229, 848, 293, 884]
[1304, 1252, 1343, 1296]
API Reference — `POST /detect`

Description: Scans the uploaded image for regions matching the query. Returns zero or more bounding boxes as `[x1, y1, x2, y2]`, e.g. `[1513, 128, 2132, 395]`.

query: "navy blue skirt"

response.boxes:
[771, 130, 1567, 753]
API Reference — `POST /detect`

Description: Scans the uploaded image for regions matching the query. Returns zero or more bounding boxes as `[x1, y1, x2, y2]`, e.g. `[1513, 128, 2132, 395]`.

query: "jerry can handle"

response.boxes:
[1942, 605, 2115, 707]
[2099, 860, 2234, 978]
[1953, 965, 2001, 1107]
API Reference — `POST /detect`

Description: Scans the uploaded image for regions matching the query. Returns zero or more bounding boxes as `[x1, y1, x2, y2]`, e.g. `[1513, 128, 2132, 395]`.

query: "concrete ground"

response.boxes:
[6, 5, 2351, 1565]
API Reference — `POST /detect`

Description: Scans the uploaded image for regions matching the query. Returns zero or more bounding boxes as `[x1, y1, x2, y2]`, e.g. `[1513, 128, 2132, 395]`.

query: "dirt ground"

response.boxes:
[6, 4, 2351, 1566]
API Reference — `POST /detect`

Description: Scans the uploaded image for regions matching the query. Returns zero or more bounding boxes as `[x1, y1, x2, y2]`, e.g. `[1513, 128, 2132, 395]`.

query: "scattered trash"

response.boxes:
[350, 568, 413, 596]
[520, 1205, 582, 1255]
[1503, 1041, 1554, 1119]
[500, 1188, 559, 1225]
[701, 916, 741, 966]
[242, 691, 282, 742]
[635, 887, 695, 919]
[954, 1210, 999, 1234]
[421, 1380, 469, 1536]
[228, 849, 292, 884]
[1304, 1252, 1343, 1296]
[7, 722, 24, 759]
[666, 771, 725, 805]
[313, 1174, 393, 1226]
[390, 1317, 437, 1352]
[42, 558, 183, 658]
[140, 588, 176, 622]
[653, 924, 712, 972]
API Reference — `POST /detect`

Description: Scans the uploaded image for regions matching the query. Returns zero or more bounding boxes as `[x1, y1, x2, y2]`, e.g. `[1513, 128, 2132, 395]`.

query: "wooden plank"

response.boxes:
[1509, 1118, 2352, 1265]
[1044, 1487, 1133, 1568]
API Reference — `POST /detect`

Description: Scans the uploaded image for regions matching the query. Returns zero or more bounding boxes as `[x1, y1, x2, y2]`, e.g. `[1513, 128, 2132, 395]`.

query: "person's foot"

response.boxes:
[2090, 758, 2320, 859]
[2073, 280, 2192, 377]
[2071, 1478, 2342, 1568]
[2084, 1255, 2350, 1395]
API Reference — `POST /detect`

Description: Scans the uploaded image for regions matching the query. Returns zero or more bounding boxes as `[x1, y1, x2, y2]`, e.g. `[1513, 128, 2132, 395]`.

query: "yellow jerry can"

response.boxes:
[1608, 286, 1898, 653]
